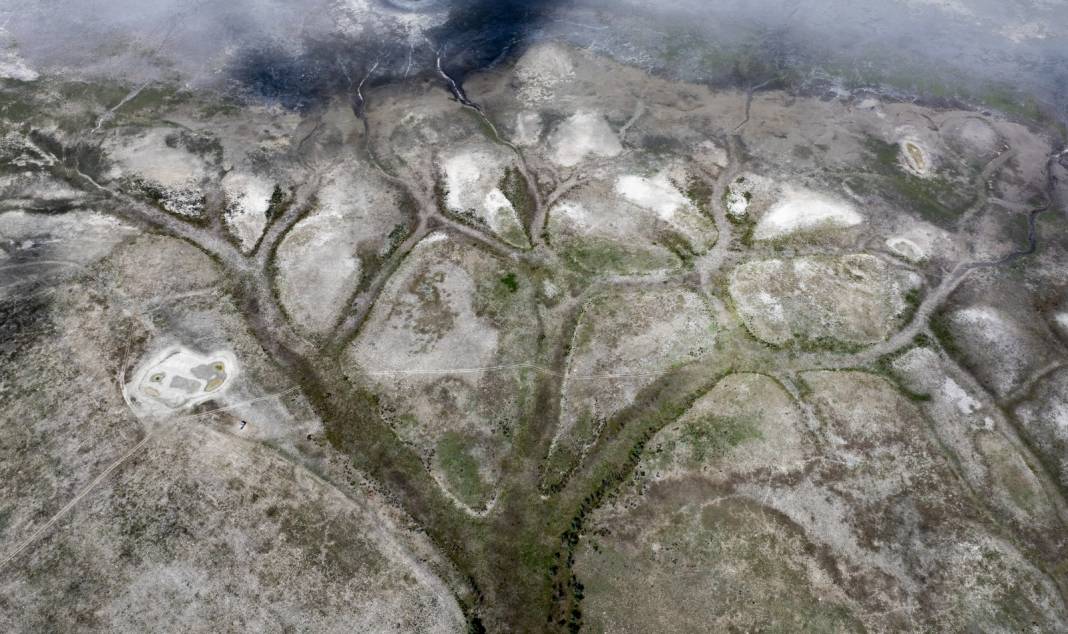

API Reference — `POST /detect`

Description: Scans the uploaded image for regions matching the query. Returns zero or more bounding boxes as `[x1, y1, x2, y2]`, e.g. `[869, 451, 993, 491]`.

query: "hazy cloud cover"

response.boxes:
[1, 0, 1064, 118]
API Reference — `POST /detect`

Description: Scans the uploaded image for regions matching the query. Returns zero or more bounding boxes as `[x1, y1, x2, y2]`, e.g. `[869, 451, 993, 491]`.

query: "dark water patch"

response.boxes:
[229, 36, 408, 111]
[228, 1, 563, 110]
[230, 41, 348, 111]
[429, 0, 562, 81]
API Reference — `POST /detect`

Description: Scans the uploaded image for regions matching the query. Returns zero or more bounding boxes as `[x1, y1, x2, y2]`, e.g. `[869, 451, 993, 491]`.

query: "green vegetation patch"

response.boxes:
[560, 236, 677, 277]
[685, 177, 714, 216]
[499, 166, 535, 226]
[543, 410, 599, 493]
[472, 266, 532, 328]
[681, 414, 762, 463]
[499, 272, 519, 293]
[930, 310, 962, 357]
[436, 432, 490, 508]
[860, 137, 974, 227]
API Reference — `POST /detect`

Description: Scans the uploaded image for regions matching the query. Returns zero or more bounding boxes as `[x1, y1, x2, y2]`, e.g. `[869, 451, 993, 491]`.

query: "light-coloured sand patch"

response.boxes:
[726, 189, 749, 218]
[752, 186, 862, 240]
[104, 128, 208, 189]
[723, 173, 776, 220]
[549, 166, 717, 269]
[126, 346, 238, 417]
[941, 376, 982, 415]
[551, 201, 593, 229]
[949, 305, 1035, 397]
[888, 345, 1063, 527]
[0, 210, 135, 268]
[1014, 368, 1068, 487]
[513, 111, 543, 146]
[440, 147, 527, 246]
[0, 48, 37, 81]
[614, 173, 689, 221]
[885, 236, 926, 261]
[442, 150, 486, 212]
[276, 214, 361, 334]
[1054, 313, 1068, 337]
[891, 347, 992, 434]
[886, 221, 956, 262]
[222, 172, 273, 252]
[548, 111, 622, 167]
[275, 162, 406, 334]
[729, 254, 917, 346]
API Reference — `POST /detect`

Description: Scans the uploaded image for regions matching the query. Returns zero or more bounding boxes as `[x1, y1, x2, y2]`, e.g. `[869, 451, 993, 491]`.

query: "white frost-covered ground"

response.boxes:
[752, 186, 862, 240]
[614, 173, 688, 220]
[1054, 313, 1068, 337]
[548, 111, 622, 167]
[440, 148, 527, 246]
[222, 172, 273, 252]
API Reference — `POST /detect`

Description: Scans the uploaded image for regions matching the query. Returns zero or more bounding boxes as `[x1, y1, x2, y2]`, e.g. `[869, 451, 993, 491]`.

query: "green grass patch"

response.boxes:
[500, 166, 535, 226]
[788, 335, 865, 355]
[685, 177, 714, 216]
[930, 311, 962, 357]
[436, 432, 489, 508]
[860, 137, 973, 227]
[542, 410, 599, 493]
[656, 230, 697, 267]
[560, 237, 676, 277]
[500, 272, 519, 293]
[682, 414, 762, 462]
[472, 266, 531, 326]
